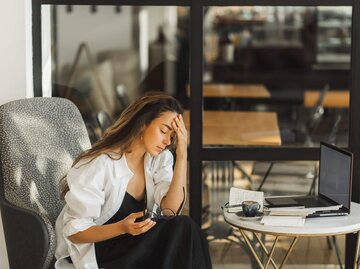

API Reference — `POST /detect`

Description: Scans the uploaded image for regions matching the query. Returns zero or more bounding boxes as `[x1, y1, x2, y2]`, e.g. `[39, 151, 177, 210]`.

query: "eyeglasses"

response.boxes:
[143, 191, 177, 222]
[143, 208, 176, 222]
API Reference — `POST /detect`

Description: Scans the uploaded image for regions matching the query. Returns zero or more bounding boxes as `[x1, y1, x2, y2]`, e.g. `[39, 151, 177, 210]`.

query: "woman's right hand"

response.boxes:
[172, 114, 188, 158]
[119, 211, 156, 236]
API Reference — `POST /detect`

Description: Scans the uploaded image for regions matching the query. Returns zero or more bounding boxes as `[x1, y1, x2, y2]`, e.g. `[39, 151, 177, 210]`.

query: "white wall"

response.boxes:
[57, 5, 133, 71]
[0, 0, 30, 268]
[56, 6, 173, 73]
[0, 1, 29, 105]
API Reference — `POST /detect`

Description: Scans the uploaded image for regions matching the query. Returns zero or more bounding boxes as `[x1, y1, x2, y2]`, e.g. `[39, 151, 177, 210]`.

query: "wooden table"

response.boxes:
[187, 83, 271, 99]
[304, 90, 349, 108]
[183, 110, 281, 146]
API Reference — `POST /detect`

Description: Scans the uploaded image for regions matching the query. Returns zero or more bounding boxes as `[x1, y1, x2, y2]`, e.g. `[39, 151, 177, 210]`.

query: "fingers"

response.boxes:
[132, 218, 156, 236]
[171, 121, 178, 135]
[129, 211, 144, 221]
[171, 115, 188, 156]
[136, 218, 156, 231]
[176, 114, 185, 131]
[172, 114, 186, 135]
[133, 217, 152, 228]
[125, 211, 156, 236]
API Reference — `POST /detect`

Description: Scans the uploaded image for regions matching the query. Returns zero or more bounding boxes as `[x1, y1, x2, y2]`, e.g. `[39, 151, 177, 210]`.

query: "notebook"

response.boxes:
[266, 142, 353, 217]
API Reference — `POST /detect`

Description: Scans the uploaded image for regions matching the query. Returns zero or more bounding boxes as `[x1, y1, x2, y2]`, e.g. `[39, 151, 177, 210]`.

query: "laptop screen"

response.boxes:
[319, 142, 353, 211]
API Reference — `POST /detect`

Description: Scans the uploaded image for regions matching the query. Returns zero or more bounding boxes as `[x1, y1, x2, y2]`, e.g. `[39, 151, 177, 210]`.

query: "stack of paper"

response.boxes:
[228, 187, 264, 213]
[260, 203, 344, 227]
[306, 204, 343, 211]
[265, 204, 343, 217]
[261, 215, 306, 227]
[266, 207, 315, 217]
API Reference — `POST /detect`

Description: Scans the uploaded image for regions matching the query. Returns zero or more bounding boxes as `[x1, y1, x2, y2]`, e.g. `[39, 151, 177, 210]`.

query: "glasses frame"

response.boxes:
[142, 190, 179, 221]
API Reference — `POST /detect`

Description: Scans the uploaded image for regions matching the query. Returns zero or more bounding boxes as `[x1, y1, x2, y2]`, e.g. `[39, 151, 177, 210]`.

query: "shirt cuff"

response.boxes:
[63, 218, 96, 237]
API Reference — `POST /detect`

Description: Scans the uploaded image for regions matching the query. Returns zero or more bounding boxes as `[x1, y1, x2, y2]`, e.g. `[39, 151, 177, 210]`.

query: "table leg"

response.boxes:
[239, 229, 266, 269]
[354, 231, 360, 269]
[264, 236, 279, 269]
[279, 236, 299, 269]
[239, 228, 299, 269]
[239, 229, 279, 269]
[254, 233, 279, 269]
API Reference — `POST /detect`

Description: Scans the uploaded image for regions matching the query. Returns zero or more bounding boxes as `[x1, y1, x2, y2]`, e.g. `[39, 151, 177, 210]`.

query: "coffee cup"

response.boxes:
[242, 200, 261, 217]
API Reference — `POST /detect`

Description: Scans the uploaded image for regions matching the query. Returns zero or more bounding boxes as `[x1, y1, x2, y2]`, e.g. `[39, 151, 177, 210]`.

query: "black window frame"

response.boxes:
[32, 1, 360, 267]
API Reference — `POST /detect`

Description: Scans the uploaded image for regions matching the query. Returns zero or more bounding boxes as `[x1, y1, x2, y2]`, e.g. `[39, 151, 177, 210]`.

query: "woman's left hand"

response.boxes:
[172, 114, 188, 157]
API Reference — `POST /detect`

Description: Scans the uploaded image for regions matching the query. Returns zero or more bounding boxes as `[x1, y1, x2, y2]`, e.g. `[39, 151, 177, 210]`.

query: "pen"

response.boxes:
[225, 203, 243, 208]
[221, 203, 243, 210]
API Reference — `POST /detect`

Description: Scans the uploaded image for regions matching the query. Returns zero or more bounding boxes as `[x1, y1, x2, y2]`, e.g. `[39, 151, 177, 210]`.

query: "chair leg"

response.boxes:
[326, 236, 333, 250]
[257, 162, 274, 191]
[308, 174, 317, 196]
[332, 236, 344, 269]
[327, 112, 343, 145]
[233, 161, 252, 182]
[220, 228, 236, 261]
[307, 163, 318, 196]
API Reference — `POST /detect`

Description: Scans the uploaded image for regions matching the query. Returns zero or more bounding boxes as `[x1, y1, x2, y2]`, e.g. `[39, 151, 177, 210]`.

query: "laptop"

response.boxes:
[265, 142, 353, 217]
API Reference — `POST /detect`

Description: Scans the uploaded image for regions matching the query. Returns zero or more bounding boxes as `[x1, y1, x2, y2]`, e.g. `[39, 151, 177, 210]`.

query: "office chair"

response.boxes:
[304, 83, 330, 146]
[116, 84, 130, 113]
[0, 97, 91, 269]
[96, 110, 113, 133]
[253, 84, 331, 193]
[85, 121, 101, 145]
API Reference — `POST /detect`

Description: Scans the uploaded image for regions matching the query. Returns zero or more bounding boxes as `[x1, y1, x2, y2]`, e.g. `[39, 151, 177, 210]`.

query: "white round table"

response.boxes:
[224, 202, 360, 269]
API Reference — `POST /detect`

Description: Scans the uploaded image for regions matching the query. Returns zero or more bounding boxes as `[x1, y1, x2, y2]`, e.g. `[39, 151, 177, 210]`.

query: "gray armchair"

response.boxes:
[0, 97, 91, 269]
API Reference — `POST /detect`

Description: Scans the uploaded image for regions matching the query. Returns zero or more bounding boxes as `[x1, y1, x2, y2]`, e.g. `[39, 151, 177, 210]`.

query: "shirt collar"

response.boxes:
[113, 153, 133, 180]
[144, 152, 153, 170]
[113, 152, 154, 179]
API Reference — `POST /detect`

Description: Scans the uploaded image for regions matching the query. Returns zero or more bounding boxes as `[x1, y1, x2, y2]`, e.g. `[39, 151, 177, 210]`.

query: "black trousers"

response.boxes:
[95, 215, 212, 269]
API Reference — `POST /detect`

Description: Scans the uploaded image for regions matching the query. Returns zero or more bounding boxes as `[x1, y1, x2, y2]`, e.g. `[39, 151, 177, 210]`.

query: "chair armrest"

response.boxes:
[0, 199, 50, 269]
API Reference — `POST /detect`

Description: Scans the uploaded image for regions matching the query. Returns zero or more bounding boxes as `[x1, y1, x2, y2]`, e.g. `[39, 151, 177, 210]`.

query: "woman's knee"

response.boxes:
[170, 215, 200, 231]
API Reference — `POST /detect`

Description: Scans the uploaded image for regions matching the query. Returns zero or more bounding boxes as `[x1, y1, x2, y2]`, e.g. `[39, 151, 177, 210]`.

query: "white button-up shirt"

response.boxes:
[55, 150, 173, 269]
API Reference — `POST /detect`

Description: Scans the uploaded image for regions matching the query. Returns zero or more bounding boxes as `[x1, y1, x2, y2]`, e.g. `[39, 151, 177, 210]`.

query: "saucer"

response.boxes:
[235, 211, 264, 220]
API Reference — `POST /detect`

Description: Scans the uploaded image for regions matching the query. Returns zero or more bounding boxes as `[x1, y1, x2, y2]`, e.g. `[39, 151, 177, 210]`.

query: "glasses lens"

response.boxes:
[160, 208, 176, 219]
[144, 211, 157, 221]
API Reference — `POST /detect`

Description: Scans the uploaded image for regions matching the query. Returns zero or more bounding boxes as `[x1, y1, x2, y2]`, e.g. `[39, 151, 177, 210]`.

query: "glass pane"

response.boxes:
[203, 6, 351, 148]
[204, 160, 332, 265]
[42, 5, 189, 144]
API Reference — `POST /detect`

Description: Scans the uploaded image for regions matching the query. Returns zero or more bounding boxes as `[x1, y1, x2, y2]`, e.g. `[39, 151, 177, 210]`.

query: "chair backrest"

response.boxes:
[0, 97, 91, 269]
[307, 83, 330, 132]
[116, 84, 130, 112]
[96, 110, 113, 133]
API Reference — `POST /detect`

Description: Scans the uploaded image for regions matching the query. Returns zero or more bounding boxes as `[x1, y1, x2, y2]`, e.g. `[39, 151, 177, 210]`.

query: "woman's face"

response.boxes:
[142, 111, 178, 156]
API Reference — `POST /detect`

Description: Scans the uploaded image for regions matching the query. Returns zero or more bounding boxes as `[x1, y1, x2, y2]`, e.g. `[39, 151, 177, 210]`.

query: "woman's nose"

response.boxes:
[163, 135, 171, 145]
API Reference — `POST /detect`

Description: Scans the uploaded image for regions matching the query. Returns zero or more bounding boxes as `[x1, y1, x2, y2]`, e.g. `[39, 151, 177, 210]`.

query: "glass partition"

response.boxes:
[42, 5, 189, 143]
[202, 159, 339, 266]
[202, 6, 351, 148]
[37, 2, 357, 266]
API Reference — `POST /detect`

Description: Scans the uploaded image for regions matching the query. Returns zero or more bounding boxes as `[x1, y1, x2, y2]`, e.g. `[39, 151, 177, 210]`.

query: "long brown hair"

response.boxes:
[61, 92, 184, 198]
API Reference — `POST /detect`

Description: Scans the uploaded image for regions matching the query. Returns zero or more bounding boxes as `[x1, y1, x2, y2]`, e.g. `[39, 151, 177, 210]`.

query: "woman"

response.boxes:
[55, 92, 212, 269]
